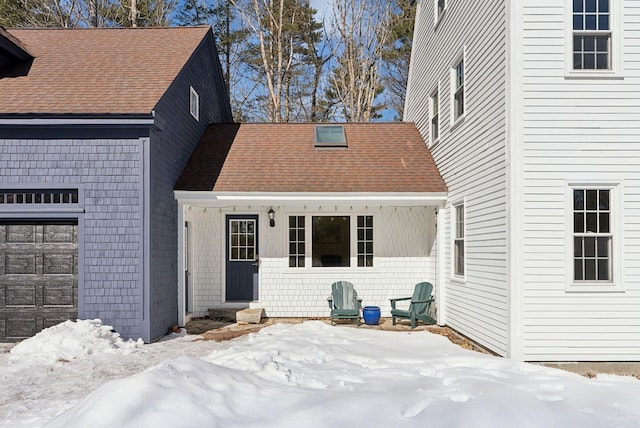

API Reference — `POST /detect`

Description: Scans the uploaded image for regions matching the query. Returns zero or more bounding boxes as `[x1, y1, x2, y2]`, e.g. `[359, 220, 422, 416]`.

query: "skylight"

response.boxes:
[315, 125, 347, 148]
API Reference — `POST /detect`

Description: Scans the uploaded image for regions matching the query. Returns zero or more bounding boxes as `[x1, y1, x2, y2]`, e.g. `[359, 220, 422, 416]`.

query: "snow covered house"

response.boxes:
[173, 123, 446, 325]
[404, 0, 640, 361]
[0, 26, 232, 342]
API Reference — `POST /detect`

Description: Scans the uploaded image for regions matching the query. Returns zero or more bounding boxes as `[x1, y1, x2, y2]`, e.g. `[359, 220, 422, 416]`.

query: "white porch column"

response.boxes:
[177, 201, 187, 326]
[436, 202, 446, 326]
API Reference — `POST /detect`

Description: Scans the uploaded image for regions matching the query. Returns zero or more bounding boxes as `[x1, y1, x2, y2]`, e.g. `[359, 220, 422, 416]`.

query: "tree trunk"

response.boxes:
[130, 0, 138, 27]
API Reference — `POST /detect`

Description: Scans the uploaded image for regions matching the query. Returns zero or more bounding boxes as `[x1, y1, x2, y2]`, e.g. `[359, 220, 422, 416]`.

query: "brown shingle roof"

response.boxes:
[0, 26, 210, 114]
[175, 123, 447, 194]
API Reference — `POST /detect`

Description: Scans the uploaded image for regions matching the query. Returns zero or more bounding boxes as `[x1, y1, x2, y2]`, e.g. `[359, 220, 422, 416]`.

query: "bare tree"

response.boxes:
[129, 0, 138, 26]
[230, 0, 291, 122]
[0, 0, 175, 28]
[230, 0, 316, 122]
[325, 0, 394, 122]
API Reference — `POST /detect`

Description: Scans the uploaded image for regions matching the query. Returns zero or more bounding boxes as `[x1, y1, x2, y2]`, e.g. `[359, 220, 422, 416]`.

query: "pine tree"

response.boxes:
[381, 0, 416, 120]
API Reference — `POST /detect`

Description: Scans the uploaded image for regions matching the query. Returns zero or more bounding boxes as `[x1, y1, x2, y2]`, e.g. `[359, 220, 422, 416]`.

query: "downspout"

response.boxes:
[141, 136, 151, 342]
[177, 200, 186, 326]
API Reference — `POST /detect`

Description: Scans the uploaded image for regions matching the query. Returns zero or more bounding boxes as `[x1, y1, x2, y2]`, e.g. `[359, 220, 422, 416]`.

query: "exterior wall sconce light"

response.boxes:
[268, 207, 275, 227]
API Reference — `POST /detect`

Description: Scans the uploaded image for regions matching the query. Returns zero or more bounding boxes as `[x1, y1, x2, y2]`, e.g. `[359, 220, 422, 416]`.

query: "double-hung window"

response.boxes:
[452, 58, 464, 121]
[573, 188, 612, 281]
[453, 204, 464, 277]
[430, 88, 439, 144]
[572, 0, 611, 70]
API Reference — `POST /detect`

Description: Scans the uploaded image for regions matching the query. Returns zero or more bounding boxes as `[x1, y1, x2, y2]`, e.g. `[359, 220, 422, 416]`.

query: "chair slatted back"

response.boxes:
[410, 282, 433, 315]
[331, 281, 357, 310]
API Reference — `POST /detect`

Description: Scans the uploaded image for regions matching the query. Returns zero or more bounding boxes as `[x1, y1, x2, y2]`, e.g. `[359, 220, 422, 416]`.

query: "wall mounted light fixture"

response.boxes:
[268, 207, 275, 227]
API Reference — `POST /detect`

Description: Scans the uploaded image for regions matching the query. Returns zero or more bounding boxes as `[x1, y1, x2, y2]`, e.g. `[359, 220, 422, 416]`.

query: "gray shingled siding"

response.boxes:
[0, 138, 145, 339]
[0, 30, 232, 343]
[148, 33, 232, 341]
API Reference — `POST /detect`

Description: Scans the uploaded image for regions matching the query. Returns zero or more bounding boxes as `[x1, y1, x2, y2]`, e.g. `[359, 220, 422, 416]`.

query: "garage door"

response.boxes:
[0, 221, 78, 341]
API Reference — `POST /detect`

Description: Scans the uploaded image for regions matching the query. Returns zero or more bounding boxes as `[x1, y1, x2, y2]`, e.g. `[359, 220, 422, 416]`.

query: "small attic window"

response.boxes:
[315, 125, 347, 148]
[190, 86, 199, 121]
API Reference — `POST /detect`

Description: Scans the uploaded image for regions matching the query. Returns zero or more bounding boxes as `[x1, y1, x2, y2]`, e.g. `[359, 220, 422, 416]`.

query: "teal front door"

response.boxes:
[225, 215, 258, 301]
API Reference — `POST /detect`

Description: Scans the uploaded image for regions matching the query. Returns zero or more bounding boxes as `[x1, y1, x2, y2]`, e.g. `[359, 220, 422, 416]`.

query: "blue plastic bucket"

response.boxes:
[363, 306, 381, 325]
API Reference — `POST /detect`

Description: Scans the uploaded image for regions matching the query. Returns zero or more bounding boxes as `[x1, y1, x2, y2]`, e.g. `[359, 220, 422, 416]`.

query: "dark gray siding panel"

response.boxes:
[0, 138, 145, 340]
[148, 30, 232, 341]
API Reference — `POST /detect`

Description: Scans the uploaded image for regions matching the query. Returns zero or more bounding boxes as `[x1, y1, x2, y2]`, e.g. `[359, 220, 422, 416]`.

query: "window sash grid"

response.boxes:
[430, 91, 439, 142]
[572, 188, 612, 282]
[357, 215, 373, 267]
[453, 60, 464, 119]
[572, 0, 611, 70]
[288, 216, 305, 268]
[453, 205, 464, 276]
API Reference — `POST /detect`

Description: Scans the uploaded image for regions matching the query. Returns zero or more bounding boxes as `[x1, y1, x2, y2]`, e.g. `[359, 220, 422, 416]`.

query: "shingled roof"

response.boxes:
[175, 122, 447, 194]
[0, 26, 211, 115]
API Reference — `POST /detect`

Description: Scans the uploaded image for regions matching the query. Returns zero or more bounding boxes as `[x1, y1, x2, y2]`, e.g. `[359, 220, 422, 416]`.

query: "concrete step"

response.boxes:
[208, 308, 242, 322]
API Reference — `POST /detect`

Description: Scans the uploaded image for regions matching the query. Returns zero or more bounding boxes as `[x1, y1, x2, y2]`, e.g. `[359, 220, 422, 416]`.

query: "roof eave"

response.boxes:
[174, 191, 448, 207]
[0, 113, 155, 126]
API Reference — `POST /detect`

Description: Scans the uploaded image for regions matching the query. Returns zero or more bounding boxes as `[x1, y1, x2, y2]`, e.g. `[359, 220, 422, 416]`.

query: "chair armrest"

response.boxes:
[411, 297, 435, 304]
[389, 296, 411, 310]
[389, 297, 412, 302]
[327, 297, 333, 309]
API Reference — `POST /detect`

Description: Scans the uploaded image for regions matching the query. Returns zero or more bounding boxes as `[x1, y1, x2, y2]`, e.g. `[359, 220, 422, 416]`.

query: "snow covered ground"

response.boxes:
[1, 319, 639, 428]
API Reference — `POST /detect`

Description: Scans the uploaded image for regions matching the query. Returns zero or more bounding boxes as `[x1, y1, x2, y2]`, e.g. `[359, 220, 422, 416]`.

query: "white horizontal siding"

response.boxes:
[519, 0, 640, 361]
[406, 0, 509, 356]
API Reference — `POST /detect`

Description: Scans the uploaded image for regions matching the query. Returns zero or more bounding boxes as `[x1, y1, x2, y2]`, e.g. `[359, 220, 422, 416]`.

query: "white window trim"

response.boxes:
[190, 86, 200, 121]
[434, 0, 446, 28]
[285, 213, 377, 271]
[429, 83, 440, 147]
[565, 0, 623, 78]
[450, 48, 466, 129]
[451, 200, 466, 282]
[564, 182, 624, 292]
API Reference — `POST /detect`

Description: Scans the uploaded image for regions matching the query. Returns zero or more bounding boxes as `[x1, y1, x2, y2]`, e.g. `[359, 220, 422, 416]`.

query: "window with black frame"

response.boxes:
[573, 188, 612, 281]
[312, 216, 350, 267]
[573, 0, 611, 70]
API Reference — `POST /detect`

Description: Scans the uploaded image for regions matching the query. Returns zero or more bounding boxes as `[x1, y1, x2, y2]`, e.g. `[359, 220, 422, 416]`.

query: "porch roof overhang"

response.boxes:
[174, 191, 447, 207]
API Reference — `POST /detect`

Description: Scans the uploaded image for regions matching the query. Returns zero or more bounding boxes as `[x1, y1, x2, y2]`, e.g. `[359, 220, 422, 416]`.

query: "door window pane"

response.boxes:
[229, 220, 256, 261]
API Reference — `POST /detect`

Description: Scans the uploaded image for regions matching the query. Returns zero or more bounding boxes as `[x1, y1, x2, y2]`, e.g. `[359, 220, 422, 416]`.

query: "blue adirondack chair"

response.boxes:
[327, 281, 362, 325]
[390, 282, 436, 329]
